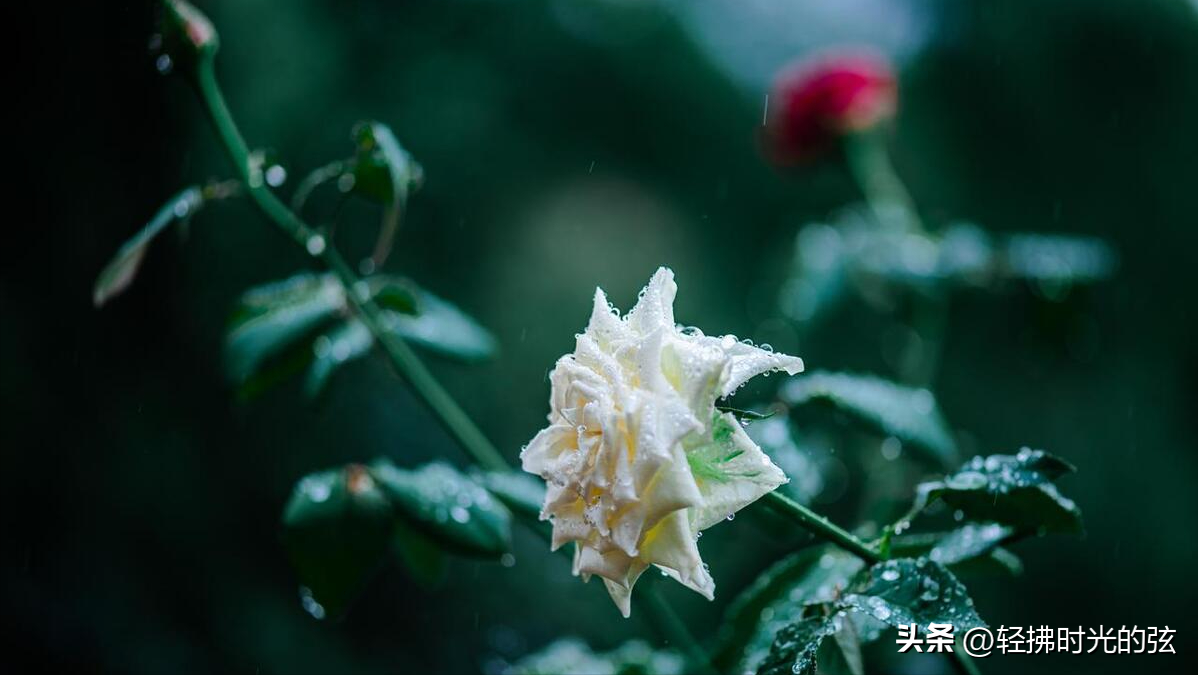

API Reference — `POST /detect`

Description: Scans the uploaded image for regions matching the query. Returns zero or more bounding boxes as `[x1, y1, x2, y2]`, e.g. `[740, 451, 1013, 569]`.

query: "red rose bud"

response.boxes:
[765, 50, 897, 165]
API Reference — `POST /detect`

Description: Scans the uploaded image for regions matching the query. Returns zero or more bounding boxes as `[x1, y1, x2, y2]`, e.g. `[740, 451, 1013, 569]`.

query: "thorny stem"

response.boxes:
[194, 56, 507, 474]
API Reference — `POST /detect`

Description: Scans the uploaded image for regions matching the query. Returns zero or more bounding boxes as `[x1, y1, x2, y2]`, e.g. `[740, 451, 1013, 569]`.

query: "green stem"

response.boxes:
[763, 492, 881, 564]
[844, 131, 925, 233]
[193, 55, 507, 474]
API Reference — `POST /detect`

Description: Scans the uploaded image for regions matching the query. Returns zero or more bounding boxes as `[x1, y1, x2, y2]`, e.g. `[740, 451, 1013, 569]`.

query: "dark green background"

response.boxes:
[6, 0, 1197, 672]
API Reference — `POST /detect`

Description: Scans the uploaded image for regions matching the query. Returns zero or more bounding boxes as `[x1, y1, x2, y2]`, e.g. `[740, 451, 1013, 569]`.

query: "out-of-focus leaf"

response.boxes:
[1001, 233, 1117, 284]
[913, 448, 1083, 535]
[780, 223, 849, 325]
[225, 273, 344, 384]
[93, 186, 203, 307]
[281, 464, 394, 619]
[756, 615, 838, 675]
[304, 318, 373, 397]
[745, 416, 823, 505]
[379, 286, 498, 361]
[840, 557, 986, 633]
[820, 622, 864, 675]
[348, 121, 423, 205]
[505, 638, 685, 675]
[475, 470, 545, 520]
[714, 546, 863, 673]
[369, 459, 511, 558]
[366, 275, 420, 315]
[392, 517, 447, 587]
[781, 371, 957, 467]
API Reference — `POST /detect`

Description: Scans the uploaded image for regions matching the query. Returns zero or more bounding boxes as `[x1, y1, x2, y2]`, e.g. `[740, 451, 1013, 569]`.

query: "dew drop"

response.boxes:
[155, 54, 173, 74]
[306, 234, 327, 256]
[265, 164, 287, 187]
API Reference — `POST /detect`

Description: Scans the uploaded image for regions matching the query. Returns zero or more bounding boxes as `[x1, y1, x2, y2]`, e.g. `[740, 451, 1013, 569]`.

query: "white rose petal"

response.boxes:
[520, 267, 804, 616]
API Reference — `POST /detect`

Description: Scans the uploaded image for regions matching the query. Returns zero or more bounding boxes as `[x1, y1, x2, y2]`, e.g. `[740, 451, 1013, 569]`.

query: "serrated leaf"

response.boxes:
[474, 470, 545, 520]
[369, 459, 511, 558]
[914, 448, 1083, 535]
[379, 286, 498, 361]
[281, 464, 394, 618]
[93, 186, 203, 307]
[225, 273, 344, 384]
[840, 557, 986, 634]
[714, 546, 864, 673]
[756, 615, 839, 675]
[781, 371, 957, 467]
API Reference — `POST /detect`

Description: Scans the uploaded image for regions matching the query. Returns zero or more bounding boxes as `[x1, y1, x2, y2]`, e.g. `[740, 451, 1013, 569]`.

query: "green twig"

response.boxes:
[192, 54, 507, 474]
[763, 492, 882, 563]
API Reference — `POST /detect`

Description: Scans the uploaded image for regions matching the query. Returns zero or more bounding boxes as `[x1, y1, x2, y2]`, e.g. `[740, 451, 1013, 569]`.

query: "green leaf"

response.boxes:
[369, 459, 512, 558]
[1001, 233, 1117, 284]
[281, 464, 394, 618]
[474, 470, 545, 520]
[93, 186, 203, 307]
[508, 638, 685, 675]
[756, 615, 839, 675]
[379, 286, 498, 361]
[888, 526, 1022, 578]
[304, 318, 373, 397]
[781, 371, 957, 467]
[225, 273, 344, 384]
[914, 448, 1083, 535]
[839, 557, 986, 634]
[780, 223, 850, 325]
[392, 517, 447, 587]
[349, 121, 423, 205]
[714, 546, 864, 673]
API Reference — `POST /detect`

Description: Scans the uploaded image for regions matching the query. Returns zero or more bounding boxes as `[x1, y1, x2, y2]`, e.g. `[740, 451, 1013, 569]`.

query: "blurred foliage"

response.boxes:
[7, 0, 1198, 673]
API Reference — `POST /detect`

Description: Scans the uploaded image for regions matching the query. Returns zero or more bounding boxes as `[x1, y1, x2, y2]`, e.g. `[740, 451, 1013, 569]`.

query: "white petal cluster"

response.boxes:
[520, 268, 804, 616]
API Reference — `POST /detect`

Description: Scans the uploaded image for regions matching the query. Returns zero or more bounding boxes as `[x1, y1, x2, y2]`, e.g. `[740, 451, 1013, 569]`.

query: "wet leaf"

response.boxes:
[225, 273, 344, 384]
[475, 470, 545, 521]
[93, 186, 203, 307]
[889, 527, 1022, 577]
[840, 557, 986, 634]
[779, 223, 850, 325]
[756, 615, 838, 675]
[281, 465, 394, 618]
[781, 371, 957, 467]
[714, 546, 863, 673]
[507, 638, 685, 675]
[379, 286, 498, 362]
[304, 318, 373, 396]
[369, 459, 512, 558]
[913, 448, 1083, 535]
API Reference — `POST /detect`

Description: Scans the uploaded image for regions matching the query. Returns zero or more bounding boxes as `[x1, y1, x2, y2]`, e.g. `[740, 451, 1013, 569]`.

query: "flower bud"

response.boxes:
[156, 0, 219, 75]
[765, 50, 897, 165]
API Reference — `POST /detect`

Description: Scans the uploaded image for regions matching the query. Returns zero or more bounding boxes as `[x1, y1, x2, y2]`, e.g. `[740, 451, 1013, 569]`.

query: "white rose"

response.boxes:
[521, 267, 804, 616]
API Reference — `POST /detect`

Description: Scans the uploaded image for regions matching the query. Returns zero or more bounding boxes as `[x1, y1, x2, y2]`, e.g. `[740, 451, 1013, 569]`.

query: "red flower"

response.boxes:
[765, 50, 897, 165]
